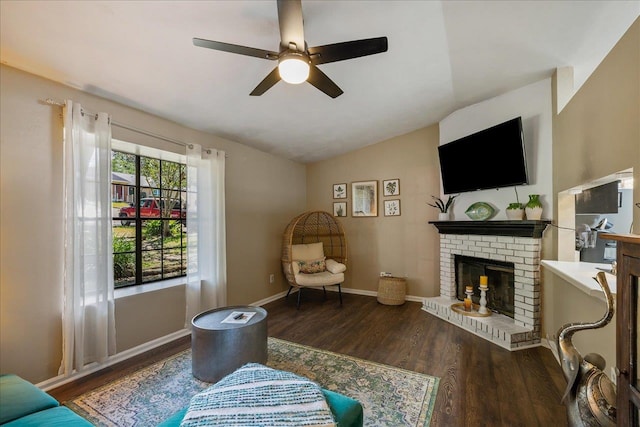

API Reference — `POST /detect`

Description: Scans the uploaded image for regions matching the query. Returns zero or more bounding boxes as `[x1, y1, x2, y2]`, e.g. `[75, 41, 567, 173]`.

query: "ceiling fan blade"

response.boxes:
[308, 37, 388, 65]
[250, 67, 282, 96]
[193, 38, 278, 60]
[307, 64, 343, 98]
[277, 0, 305, 52]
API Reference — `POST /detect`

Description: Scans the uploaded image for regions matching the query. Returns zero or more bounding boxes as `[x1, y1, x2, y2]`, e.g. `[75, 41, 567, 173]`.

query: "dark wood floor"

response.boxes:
[50, 290, 568, 426]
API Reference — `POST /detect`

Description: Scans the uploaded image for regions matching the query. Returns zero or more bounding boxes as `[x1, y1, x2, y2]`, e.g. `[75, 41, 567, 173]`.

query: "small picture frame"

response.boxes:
[384, 199, 401, 216]
[333, 202, 347, 217]
[383, 179, 400, 196]
[333, 183, 347, 199]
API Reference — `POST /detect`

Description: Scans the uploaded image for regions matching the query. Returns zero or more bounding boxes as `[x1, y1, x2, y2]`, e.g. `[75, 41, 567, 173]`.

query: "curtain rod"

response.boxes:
[40, 98, 217, 154]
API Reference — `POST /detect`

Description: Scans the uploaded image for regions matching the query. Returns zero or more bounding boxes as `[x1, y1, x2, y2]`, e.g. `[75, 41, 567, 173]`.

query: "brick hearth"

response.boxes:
[423, 220, 550, 350]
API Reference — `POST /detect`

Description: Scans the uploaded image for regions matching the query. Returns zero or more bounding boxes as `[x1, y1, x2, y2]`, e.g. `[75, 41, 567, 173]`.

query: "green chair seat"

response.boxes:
[2, 406, 93, 426]
[0, 374, 59, 424]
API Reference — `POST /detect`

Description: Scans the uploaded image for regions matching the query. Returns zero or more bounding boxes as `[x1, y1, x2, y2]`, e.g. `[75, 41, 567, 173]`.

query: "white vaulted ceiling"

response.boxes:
[1, 1, 638, 163]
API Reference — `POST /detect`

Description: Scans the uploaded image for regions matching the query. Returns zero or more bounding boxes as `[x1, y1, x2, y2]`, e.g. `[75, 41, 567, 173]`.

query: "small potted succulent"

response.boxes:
[428, 195, 458, 220]
[525, 194, 543, 220]
[506, 188, 524, 220]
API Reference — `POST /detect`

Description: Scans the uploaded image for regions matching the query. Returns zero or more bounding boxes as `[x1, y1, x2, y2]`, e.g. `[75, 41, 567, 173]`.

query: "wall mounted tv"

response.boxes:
[438, 116, 529, 194]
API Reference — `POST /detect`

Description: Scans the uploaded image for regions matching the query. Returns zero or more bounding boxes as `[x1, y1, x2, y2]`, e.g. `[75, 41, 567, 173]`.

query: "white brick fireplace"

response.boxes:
[422, 221, 550, 350]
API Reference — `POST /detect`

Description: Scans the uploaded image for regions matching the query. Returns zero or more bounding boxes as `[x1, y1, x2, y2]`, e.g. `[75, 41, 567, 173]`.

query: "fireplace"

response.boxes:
[423, 220, 550, 350]
[455, 255, 515, 318]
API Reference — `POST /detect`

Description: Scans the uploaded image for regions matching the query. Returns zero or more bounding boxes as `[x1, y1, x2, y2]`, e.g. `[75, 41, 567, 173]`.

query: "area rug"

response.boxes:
[66, 337, 439, 426]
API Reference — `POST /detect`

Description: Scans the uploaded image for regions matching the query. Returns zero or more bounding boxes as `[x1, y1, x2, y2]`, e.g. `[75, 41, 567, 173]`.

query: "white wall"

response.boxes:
[439, 78, 554, 221]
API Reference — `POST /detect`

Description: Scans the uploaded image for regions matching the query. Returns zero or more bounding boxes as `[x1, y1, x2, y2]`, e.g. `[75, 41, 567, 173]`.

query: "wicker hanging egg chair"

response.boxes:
[281, 211, 348, 307]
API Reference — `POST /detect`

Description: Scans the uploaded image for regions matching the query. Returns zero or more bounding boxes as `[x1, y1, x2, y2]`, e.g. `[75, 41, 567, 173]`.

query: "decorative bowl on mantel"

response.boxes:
[465, 202, 496, 221]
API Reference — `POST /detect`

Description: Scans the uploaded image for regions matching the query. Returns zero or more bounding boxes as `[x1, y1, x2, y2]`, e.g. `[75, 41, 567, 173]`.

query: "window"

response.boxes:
[111, 150, 187, 288]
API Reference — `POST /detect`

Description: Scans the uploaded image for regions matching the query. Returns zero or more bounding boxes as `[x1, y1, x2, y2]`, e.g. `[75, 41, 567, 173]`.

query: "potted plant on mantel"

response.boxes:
[428, 195, 458, 221]
[506, 187, 524, 220]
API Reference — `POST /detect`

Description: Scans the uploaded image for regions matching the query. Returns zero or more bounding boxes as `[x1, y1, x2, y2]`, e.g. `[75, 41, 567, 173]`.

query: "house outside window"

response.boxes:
[111, 150, 187, 288]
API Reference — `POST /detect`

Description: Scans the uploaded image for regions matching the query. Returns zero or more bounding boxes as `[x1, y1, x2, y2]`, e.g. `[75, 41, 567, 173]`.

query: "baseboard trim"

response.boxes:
[545, 334, 561, 364]
[250, 290, 290, 307]
[322, 286, 424, 303]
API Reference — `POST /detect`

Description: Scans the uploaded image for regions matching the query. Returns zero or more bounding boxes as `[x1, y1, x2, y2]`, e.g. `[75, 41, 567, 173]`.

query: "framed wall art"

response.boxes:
[333, 202, 347, 217]
[352, 180, 377, 217]
[383, 179, 400, 196]
[384, 199, 401, 216]
[333, 183, 347, 199]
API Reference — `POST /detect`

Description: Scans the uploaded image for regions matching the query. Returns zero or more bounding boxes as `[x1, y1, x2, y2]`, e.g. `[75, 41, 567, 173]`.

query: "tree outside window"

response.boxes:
[111, 150, 187, 288]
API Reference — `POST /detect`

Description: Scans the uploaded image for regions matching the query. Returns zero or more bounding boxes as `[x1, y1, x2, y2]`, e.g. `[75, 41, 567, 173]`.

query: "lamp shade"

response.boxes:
[278, 54, 310, 84]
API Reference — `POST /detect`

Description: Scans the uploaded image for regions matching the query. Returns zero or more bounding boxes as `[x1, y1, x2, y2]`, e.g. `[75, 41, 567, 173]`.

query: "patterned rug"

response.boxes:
[66, 337, 439, 426]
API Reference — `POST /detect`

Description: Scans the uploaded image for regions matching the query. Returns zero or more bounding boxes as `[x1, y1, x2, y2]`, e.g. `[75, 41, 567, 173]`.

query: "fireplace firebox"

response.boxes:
[455, 255, 515, 318]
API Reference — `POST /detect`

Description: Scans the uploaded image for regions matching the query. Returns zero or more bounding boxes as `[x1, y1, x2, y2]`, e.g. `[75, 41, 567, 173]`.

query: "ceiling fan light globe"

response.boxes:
[278, 57, 309, 84]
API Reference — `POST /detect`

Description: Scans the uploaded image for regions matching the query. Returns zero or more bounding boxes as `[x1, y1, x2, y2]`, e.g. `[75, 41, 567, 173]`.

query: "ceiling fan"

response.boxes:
[193, 0, 388, 98]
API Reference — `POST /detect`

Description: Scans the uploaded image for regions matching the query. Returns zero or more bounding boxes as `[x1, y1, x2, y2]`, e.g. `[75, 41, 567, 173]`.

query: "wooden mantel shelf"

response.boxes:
[428, 220, 552, 238]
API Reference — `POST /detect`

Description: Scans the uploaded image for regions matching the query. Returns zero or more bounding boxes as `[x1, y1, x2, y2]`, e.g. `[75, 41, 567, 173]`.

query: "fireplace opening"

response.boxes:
[455, 255, 515, 318]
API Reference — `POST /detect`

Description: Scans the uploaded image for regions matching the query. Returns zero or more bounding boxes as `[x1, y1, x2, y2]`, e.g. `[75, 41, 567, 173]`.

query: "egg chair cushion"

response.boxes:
[295, 271, 345, 287]
[292, 242, 325, 262]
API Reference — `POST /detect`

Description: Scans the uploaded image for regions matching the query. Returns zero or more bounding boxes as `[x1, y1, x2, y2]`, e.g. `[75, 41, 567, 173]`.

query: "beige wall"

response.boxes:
[306, 126, 441, 297]
[546, 18, 639, 371]
[553, 19, 639, 201]
[0, 65, 306, 383]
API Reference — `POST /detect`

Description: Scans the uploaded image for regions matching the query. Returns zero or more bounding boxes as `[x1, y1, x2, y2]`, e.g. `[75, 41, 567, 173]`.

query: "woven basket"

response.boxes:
[377, 277, 406, 305]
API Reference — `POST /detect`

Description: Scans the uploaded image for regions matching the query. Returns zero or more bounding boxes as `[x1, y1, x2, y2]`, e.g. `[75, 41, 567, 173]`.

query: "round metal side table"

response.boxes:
[191, 305, 268, 383]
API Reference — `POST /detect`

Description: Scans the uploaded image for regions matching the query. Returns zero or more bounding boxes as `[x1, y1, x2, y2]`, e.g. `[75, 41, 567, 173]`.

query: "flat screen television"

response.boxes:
[438, 117, 529, 194]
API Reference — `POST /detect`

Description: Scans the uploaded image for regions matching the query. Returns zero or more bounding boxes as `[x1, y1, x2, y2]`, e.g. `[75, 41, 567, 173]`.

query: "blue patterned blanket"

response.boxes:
[180, 363, 336, 426]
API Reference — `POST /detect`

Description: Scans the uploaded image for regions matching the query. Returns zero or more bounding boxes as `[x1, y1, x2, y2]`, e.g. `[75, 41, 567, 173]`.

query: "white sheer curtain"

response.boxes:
[60, 100, 116, 375]
[186, 144, 227, 327]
